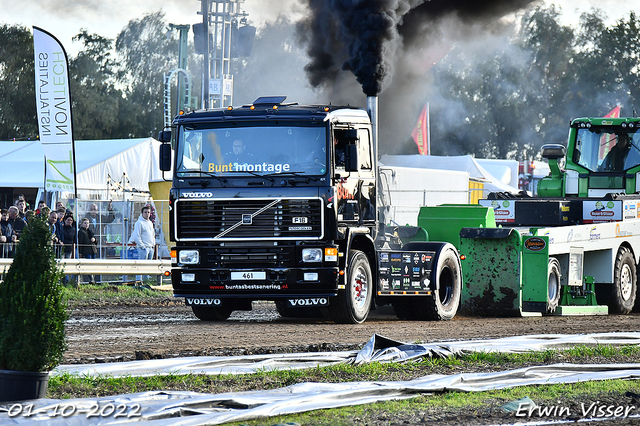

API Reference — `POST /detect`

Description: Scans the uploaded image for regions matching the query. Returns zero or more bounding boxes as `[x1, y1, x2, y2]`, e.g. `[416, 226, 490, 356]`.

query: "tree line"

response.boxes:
[425, 5, 640, 159]
[0, 5, 638, 161]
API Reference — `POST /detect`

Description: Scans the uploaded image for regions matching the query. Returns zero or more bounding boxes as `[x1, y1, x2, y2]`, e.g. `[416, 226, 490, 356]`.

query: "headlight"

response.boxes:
[302, 248, 322, 262]
[179, 250, 200, 265]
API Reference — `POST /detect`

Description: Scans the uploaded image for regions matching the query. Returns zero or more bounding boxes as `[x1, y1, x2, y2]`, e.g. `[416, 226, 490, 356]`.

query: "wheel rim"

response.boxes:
[352, 268, 369, 311]
[548, 269, 559, 301]
[439, 266, 453, 306]
[620, 263, 633, 301]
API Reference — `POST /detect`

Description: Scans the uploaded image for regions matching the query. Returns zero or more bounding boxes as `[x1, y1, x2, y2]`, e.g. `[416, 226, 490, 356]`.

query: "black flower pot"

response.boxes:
[0, 370, 50, 403]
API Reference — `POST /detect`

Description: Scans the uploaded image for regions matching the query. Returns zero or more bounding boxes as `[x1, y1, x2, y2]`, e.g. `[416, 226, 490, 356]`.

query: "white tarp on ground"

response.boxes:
[380, 154, 521, 197]
[0, 138, 166, 197]
[53, 332, 640, 378]
[3, 364, 640, 425]
[2, 333, 640, 425]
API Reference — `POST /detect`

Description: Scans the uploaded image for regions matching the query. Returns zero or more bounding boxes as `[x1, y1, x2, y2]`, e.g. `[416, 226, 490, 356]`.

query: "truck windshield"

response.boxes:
[176, 123, 327, 177]
[574, 128, 640, 172]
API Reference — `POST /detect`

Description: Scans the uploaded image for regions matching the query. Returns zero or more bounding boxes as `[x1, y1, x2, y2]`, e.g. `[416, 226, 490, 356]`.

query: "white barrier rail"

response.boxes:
[0, 259, 171, 275]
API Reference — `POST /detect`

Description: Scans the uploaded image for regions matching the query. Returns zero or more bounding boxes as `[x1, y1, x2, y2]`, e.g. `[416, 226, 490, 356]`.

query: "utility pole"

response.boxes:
[169, 24, 191, 113]
[201, 0, 210, 109]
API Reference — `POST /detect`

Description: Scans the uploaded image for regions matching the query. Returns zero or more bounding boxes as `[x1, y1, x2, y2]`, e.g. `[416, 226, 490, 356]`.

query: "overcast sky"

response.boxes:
[1, 0, 638, 56]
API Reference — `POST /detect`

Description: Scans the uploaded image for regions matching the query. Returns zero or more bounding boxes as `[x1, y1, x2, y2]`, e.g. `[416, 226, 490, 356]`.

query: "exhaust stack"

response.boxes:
[366, 96, 378, 168]
[366, 95, 381, 230]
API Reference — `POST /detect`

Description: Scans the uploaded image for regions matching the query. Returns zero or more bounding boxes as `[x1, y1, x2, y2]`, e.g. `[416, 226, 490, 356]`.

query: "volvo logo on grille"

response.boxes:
[242, 214, 253, 224]
[182, 192, 213, 198]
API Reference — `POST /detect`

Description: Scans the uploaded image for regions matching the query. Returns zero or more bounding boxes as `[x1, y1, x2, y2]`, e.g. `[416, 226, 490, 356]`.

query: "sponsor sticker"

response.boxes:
[524, 237, 546, 251]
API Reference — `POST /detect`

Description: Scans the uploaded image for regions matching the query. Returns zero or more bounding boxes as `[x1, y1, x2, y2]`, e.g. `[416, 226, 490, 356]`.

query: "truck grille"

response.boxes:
[175, 198, 323, 241]
[204, 242, 292, 268]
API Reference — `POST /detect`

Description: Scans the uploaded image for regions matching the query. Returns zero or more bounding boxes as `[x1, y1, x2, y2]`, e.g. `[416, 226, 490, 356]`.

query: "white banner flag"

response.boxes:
[33, 26, 76, 195]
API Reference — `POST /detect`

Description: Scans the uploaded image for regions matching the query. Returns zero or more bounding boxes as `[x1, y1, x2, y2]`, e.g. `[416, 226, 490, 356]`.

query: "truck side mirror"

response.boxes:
[345, 144, 358, 172]
[345, 129, 358, 143]
[159, 143, 172, 171]
[158, 130, 171, 143]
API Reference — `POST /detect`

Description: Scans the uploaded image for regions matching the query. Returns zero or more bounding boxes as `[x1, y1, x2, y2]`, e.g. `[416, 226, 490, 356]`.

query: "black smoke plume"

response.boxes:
[297, 0, 536, 96]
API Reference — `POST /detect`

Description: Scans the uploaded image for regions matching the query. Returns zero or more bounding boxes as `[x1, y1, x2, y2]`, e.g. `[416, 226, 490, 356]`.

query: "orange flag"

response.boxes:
[599, 105, 622, 158]
[411, 104, 429, 155]
[605, 105, 621, 118]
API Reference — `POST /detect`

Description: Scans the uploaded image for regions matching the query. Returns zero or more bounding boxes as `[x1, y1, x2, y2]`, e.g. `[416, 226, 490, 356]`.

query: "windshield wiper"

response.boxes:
[265, 171, 320, 182]
[225, 169, 275, 182]
[179, 170, 228, 184]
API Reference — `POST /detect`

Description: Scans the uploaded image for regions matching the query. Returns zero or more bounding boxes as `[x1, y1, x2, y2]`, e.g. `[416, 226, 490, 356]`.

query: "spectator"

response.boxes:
[7, 206, 26, 240]
[55, 201, 66, 212]
[16, 193, 30, 210]
[83, 202, 115, 255]
[36, 200, 47, 215]
[60, 215, 77, 259]
[56, 206, 67, 226]
[127, 205, 155, 282]
[15, 199, 28, 220]
[0, 209, 14, 258]
[47, 211, 63, 257]
[78, 218, 98, 283]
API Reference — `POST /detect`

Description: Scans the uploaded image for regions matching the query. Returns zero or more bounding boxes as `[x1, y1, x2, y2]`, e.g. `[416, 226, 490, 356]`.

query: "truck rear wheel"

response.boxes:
[424, 245, 461, 321]
[547, 257, 562, 313]
[609, 247, 637, 314]
[191, 305, 233, 321]
[329, 250, 372, 324]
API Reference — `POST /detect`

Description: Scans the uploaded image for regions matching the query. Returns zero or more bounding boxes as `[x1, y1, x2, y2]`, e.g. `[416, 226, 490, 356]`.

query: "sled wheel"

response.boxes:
[547, 257, 562, 313]
[329, 250, 372, 324]
[609, 247, 637, 314]
[424, 246, 462, 321]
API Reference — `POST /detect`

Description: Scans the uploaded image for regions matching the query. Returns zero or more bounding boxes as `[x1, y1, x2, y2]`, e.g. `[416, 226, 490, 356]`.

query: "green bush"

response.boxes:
[0, 216, 67, 372]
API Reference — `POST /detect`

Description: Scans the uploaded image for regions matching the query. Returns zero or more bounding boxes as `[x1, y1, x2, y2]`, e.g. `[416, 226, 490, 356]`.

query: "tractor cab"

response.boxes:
[538, 117, 640, 198]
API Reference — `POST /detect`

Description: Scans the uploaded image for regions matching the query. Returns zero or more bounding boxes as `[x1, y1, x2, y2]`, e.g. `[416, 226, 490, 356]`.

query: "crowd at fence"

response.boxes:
[0, 195, 169, 265]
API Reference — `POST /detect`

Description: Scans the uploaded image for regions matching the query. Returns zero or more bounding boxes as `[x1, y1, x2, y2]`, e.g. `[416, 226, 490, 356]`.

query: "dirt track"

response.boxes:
[64, 301, 640, 364]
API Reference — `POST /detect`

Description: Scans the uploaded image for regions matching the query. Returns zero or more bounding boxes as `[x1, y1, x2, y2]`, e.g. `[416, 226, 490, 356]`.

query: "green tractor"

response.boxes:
[538, 117, 640, 197]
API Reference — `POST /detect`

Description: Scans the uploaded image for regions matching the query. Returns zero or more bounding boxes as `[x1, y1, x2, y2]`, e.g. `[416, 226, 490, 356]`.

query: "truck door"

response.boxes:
[334, 127, 375, 226]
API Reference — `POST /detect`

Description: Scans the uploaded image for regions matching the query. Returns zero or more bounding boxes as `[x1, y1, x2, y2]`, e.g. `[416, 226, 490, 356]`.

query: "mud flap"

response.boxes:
[459, 228, 550, 316]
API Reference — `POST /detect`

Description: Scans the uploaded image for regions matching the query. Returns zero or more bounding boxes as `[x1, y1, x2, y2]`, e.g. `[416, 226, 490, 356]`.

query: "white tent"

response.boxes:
[0, 138, 169, 199]
[379, 154, 521, 196]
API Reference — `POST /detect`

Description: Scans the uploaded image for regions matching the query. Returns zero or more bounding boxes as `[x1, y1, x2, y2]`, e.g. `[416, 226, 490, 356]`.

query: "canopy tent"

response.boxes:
[0, 138, 169, 199]
[379, 154, 521, 196]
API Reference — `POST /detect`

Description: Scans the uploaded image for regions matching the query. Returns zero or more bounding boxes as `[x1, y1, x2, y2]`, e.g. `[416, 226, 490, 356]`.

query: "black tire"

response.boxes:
[547, 257, 562, 313]
[329, 250, 372, 324]
[191, 305, 233, 321]
[609, 247, 637, 314]
[423, 245, 461, 321]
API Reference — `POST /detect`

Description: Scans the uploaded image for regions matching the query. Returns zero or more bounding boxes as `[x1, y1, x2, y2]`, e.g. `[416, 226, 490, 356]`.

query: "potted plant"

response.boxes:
[0, 215, 67, 403]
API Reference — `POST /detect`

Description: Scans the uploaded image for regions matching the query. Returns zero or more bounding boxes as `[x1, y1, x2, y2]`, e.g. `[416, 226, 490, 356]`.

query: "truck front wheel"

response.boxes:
[329, 250, 372, 324]
[191, 305, 233, 321]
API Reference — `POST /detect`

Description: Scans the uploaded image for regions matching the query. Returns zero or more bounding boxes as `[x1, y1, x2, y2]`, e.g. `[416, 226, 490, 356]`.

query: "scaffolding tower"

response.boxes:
[199, 0, 248, 108]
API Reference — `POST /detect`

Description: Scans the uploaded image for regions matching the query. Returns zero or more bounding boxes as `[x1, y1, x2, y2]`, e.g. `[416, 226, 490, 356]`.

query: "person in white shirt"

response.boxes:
[128, 205, 155, 281]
